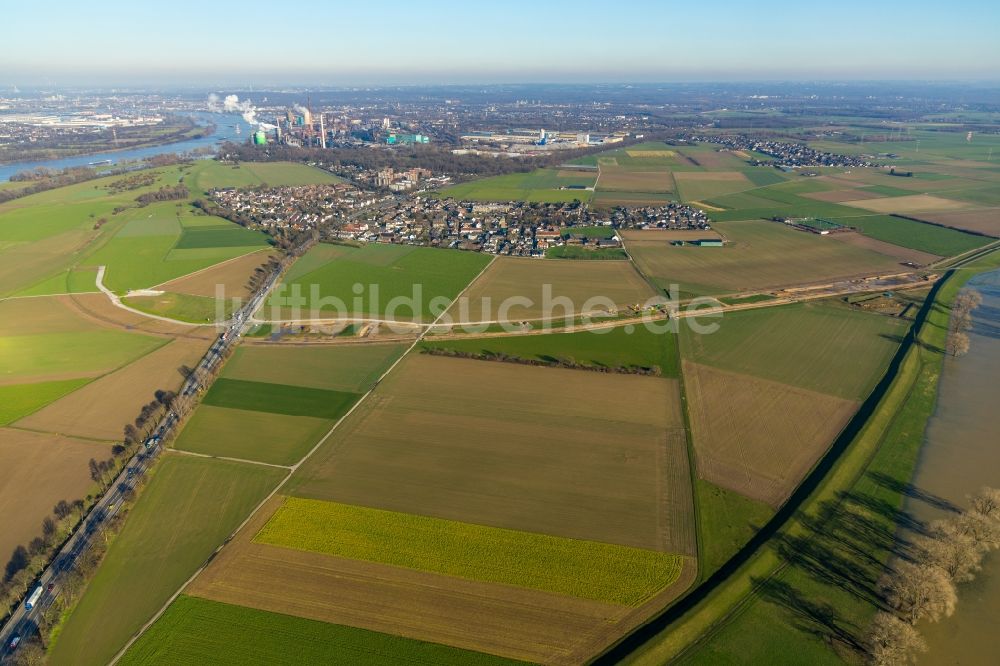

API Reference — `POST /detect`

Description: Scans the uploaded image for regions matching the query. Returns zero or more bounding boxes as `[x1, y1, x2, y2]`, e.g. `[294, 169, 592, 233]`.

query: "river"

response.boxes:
[0, 112, 251, 182]
[905, 269, 1000, 665]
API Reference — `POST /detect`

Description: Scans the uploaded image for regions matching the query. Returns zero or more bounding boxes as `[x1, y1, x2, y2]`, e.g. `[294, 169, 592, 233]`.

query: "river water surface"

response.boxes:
[905, 269, 1000, 665]
[0, 112, 250, 181]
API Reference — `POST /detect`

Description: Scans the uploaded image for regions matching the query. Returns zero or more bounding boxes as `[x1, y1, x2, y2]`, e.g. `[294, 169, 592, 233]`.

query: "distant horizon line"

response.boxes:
[4, 78, 1000, 92]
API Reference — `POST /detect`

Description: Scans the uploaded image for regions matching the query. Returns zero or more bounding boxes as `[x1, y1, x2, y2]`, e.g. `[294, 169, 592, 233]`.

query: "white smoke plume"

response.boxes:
[207, 93, 259, 126]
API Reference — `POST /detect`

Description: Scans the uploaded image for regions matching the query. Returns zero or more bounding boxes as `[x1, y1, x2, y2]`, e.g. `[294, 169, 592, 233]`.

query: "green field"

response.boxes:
[0, 330, 165, 383]
[441, 169, 596, 203]
[421, 323, 679, 377]
[122, 292, 233, 324]
[172, 406, 332, 465]
[222, 343, 406, 392]
[0, 378, 91, 425]
[87, 207, 269, 293]
[255, 497, 685, 606]
[120, 596, 526, 666]
[49, 456, 285, 666]
[695, 480, 774, 576]
[14, 268, 98, 297]
[174, 225, 271, 250]
[832, 214, 990, 256]
[186, 160, 343, 195]
[270, 243, 492, 321]
[546, 245, 628, 259]
[625, 252, 1000, 666]
[682, 300, 908, 400]
[563, 225, 616, 239]
[202, 378, 360, 420]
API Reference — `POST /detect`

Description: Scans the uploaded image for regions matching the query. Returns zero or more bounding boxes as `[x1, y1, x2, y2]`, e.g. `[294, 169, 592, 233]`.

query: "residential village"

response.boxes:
[207, 180, 713, 257]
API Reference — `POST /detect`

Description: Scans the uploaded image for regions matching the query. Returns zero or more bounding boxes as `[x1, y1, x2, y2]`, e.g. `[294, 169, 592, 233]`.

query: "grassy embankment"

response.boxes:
[602, 249, 1000, 664]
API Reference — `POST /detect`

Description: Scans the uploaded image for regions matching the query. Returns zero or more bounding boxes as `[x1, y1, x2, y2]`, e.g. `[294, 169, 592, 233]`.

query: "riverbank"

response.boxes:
[602, 249, 1000, 665]
[0, 113, 248, 182]
[905, 268, 1000, 664]
[0, 119, 213, 169]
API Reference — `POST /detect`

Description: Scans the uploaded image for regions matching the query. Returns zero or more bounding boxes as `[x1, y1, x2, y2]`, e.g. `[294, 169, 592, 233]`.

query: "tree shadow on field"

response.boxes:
[772, 530, 885, 609]
[866, 471, 960, 514]
[754, 577, 866, 656]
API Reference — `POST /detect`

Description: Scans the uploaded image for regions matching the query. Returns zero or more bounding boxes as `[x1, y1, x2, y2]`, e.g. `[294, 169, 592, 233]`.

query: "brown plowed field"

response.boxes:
[0, 429, 109, 561]
[907, 208, 1000, 237]
[452, 256, 657, 322]
[157, 250, 274, 298]
[17, 338, 209, 439]
[187, 497, 628, 665]
[288, 354, 693, 553]
[682, 361, 858, 506]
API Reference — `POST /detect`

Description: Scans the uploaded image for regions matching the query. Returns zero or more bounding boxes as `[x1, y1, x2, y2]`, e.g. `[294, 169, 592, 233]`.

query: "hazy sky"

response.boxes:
[3, 0, 999, 86]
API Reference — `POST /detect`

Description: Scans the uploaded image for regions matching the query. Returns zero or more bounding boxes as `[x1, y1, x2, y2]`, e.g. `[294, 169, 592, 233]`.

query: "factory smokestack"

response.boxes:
[319, 113, 326, 149]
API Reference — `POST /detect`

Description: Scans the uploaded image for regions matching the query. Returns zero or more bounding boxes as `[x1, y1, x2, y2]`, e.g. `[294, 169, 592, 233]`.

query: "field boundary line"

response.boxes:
[166, 448, 294, 470]
[148, 246, 273, 291]
[108, 254, 497, 665]
[95, 265, 206, 327]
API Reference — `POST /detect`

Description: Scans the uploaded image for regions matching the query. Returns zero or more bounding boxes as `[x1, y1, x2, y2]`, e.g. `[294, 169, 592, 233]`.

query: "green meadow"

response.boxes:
[120, 596, 525, 666]
[271, 243, 491, 321]
[49, 456, 285, 666]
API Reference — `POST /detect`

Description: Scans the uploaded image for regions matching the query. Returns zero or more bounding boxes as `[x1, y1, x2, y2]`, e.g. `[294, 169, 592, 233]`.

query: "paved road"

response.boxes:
[0, 262, 284, 661]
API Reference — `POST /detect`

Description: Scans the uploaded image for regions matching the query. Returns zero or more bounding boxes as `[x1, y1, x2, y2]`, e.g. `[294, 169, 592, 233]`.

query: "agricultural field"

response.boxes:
[122, 291, 237, 324]
[120, 596, 525, 666]
[828, 230, 941, 266]
[440, 169, 596, 203]
[830, 214, 990, 256]
[201, 377, 360, 420]
[421, 323, 679, 376]
[597, 166, 674, 193]
[288, 354, 695, 555]
[87, 206, 271, 294]
[189, 495, 633, 664]
[909, 207, 1000, 237]
[16, 337, 209, 440]
[155, 248, 275, 298]
[678, 300, 910, 506]
[624, 220, 901, 298]
[450, 256, 655, 322]
[0, 296, 167, 385]
[0, 378, 91, 426]
[0, 166, 187, 297]
[268, 242, 491, 321]
[695, 480, 775, 576]
[0, 430, 109, 564]
[681, 300, 909, 401]
[49, 456, 285, 666]
[256, 497, 685, 605]
[185, 160, 343, 195]
[841, 193, 975, 214]
[682, 361, 858, 505]
[173, 342, 407, 464]
[171, 406, 332, 466]
[223, 342, 406, 392]
[674, 172, 753, 202]
[592, 190, 673, 207]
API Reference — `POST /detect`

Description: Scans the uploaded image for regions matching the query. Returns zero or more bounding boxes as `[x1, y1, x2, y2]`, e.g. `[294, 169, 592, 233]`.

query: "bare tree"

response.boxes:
[969, 486, 1000, 521]
[866, 611, 927, 666]
[946, 331, 970, 357]
[882, 560, 957, 625]
[955, 511, 1000, 552]
[918, 520, 983, 583]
